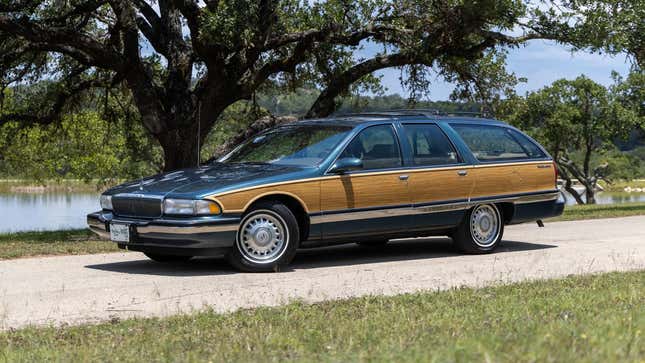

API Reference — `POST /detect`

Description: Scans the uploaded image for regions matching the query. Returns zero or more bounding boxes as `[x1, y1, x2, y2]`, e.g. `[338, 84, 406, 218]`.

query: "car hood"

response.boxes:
[105, 163, 319, 199]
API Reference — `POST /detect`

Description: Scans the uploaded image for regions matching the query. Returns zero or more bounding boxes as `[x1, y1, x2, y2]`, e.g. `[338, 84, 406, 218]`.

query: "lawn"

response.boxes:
[551, 202, 645, 221]
[1, 271, 642, 362]
[0, 229, 118, 259]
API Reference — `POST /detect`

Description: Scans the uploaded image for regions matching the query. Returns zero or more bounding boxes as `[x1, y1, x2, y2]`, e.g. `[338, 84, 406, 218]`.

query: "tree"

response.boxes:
[503, 75, 642, 204]
[1, 0, 590, 171]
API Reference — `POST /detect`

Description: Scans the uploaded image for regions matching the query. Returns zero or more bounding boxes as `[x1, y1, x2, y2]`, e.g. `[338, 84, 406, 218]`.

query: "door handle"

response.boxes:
[457, 170, 468, 176]
[399, 175, 409, 181]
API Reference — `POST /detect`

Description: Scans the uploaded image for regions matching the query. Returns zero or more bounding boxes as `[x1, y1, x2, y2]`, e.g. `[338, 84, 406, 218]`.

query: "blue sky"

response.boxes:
[370, 40, 631, 100]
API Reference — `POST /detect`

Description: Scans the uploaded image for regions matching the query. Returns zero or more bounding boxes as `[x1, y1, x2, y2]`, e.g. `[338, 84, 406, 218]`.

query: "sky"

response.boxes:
[370, 40, 632, 100]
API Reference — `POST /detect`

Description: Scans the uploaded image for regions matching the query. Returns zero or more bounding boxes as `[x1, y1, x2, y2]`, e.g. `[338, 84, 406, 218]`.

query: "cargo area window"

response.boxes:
[402, 124, 460, 166]
[451, 124, 545, 162]
[339, 125, 402, 170]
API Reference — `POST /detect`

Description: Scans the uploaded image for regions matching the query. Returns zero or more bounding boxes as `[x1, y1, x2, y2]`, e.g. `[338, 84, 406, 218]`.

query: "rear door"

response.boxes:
[400, 123, 474, 230]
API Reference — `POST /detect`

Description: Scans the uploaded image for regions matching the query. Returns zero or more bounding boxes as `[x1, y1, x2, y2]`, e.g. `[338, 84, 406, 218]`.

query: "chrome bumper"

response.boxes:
[87, 211, 240, 253]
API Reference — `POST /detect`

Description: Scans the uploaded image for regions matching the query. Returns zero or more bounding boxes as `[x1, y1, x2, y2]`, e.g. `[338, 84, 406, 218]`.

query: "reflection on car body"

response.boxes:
[88, 111, 563, 272]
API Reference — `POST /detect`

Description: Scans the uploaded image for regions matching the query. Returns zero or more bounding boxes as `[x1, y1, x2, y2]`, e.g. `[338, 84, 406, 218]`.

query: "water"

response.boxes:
[0, 192, 99, 233]
[0, 190, 644, 233]
[561, 191, 645, 205]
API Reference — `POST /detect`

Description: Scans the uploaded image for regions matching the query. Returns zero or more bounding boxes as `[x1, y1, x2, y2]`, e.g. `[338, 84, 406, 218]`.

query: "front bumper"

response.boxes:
[87, 211, 240, 256]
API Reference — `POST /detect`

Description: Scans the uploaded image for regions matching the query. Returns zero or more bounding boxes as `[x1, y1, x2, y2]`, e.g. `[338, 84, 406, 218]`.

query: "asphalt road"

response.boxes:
[1, 216, 643, 330]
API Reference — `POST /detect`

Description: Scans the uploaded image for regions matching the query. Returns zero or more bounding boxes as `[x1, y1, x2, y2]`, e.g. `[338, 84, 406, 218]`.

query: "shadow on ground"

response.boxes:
[85, 237, 556, 276]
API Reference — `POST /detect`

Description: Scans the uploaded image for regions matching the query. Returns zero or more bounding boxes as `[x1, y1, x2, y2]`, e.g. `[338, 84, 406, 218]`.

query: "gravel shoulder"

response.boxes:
[1, 216, 643, 330]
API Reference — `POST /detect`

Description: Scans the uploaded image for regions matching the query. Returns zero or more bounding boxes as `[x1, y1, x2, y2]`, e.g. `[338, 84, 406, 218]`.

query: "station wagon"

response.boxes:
[88, 111, 564, 272]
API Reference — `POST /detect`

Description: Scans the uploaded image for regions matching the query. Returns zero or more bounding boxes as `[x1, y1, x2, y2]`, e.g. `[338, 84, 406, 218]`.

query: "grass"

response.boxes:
[0, 271, 642, 362]
[551, 202, 645, 222]
[0, 179, 110, 193]
[0, 229, 118, 260]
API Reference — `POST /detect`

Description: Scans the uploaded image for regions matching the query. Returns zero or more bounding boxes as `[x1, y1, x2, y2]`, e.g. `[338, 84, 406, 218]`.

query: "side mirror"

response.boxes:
[328, 157, 363, 174]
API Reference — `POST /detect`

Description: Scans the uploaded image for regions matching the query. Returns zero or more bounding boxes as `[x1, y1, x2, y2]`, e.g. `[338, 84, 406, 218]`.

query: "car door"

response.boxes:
[400, 123, 475, 230]
[319, 124, 412, 239]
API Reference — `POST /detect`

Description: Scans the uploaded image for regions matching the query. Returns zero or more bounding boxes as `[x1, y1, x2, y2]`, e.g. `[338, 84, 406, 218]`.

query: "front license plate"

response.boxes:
[110, 223, 130, 243]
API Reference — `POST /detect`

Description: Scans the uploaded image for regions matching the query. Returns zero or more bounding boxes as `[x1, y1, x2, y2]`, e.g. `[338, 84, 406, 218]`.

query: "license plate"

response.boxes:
[110, 223, 130, 243]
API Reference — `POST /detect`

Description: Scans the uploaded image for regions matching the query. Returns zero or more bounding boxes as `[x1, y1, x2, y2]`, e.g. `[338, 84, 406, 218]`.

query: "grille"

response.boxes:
[112, 195, 163, 218]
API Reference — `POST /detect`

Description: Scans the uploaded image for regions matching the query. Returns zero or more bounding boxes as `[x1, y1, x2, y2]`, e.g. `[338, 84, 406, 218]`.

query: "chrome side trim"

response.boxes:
[136, 223, 239, 235]
[513, 192, 560, 204]
[310, 191, 559, 225]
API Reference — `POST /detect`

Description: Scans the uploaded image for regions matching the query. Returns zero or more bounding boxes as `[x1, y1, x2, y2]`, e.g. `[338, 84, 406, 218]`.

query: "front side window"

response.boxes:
[402, 124, 459, 166]
[451, 124, 543, 162]
[338, 124, 402, 170]
[221, 125, 352, 166]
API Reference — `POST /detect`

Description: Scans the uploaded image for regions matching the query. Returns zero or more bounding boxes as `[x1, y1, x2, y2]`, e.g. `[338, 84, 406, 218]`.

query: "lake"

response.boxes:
[0, 190, 644, 233]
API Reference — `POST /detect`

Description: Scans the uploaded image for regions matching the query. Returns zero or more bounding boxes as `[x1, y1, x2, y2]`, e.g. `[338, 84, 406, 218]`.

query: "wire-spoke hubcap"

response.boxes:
[470, 204, 500, 248]
[237, 212, 288, 264]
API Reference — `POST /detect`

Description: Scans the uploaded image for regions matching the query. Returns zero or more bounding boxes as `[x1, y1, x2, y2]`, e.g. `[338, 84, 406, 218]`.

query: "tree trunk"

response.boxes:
[157, 125, 201, 172]
[585, 186, 596, 204]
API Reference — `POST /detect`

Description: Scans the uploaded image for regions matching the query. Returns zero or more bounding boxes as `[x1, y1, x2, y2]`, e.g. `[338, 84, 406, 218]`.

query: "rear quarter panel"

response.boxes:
[470, 161, 555, 199]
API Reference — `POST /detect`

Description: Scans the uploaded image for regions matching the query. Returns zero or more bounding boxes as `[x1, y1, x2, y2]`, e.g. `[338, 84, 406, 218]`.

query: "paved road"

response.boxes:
[1, 216, 643, 330]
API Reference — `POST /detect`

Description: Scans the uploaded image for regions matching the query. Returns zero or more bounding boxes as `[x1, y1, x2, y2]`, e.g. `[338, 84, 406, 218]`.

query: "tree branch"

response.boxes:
[0, 14, 122, 70]
[306, 52, 433, 118]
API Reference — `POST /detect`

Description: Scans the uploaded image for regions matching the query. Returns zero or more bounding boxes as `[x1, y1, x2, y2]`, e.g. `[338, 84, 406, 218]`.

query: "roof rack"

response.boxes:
[334, 108, 487, 118]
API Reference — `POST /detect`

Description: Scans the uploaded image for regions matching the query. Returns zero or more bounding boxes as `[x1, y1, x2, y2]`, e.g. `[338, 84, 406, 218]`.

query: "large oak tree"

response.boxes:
[0, 0, 636, 171]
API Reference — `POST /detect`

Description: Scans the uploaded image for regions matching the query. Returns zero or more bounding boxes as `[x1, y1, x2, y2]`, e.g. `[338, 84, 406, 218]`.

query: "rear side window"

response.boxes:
[451, 124, 545, 162]
[402, 124, 459, 166]
[339, 125, 402, 170]
[508, 129, 546, 159]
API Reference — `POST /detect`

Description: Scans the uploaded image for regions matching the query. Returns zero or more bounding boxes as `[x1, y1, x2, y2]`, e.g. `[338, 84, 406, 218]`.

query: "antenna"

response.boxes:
[196, 100, 201, 167]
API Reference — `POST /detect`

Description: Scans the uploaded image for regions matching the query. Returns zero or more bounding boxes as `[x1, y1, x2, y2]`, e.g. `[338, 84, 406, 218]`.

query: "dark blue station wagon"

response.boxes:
[88, 112, 564, 272]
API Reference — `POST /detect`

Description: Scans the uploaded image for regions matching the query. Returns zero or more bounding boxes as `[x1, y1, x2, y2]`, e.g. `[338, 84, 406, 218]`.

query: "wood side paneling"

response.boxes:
[408, 167, 474, 204]
[206, 161, 556, 214]
[208, 179, 321, 213]
[320, 173, 409, 211]
[470, 162, 555, 198]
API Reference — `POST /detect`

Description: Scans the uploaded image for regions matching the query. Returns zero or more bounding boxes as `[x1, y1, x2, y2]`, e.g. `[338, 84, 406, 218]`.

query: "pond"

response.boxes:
[0, 190, 644, 233]
[0, 192, 99, 233]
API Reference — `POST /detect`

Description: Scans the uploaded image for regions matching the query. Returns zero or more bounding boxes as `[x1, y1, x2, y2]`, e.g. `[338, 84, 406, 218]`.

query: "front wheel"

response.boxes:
[227, 201, 300, 272]
[451, 203, 504, 254]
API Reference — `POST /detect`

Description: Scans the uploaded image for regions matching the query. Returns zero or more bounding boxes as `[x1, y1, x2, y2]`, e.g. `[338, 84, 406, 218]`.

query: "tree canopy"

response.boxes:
[502, 74, 643, 204]
[0, 0, 642, 171]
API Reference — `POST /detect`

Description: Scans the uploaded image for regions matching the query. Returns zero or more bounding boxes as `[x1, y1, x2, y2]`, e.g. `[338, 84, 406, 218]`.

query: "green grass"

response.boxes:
[552, 202, 645, 222]
[1, 271, 642, 362]
[0, 229, 118, 259]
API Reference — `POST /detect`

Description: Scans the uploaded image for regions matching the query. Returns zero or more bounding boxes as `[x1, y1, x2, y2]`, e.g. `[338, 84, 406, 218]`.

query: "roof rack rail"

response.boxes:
[333, 109, 489, 119]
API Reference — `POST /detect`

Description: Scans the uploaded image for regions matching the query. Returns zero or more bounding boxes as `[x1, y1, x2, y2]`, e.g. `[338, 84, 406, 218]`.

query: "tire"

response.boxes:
[227, 201, 300, 272]
[451, 203, 504, 254]
[144, 253, 193, 263]
[357, 239, 389, 247]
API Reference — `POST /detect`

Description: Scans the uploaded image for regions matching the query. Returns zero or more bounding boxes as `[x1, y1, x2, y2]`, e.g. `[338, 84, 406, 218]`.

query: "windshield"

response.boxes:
[220, 125, 352, 166]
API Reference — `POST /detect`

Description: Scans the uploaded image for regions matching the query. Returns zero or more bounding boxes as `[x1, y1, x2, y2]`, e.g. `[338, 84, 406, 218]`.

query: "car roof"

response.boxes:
[293, 111, 509, 127]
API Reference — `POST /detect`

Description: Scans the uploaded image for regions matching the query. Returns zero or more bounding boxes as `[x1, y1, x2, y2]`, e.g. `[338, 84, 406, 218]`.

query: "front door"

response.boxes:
[318, 124, 412, 240]
[400, 123, 475, 230]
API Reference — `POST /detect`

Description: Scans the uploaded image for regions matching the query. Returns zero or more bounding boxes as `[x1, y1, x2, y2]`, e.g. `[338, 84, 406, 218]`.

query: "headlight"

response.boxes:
[100, 195, 113, 210]
[163, 199, 221, 215]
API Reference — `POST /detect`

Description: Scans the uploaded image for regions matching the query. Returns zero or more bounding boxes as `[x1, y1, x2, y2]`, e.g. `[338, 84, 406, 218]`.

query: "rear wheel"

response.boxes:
[144, 253, 193, 263]
[227, 201, 300, 272]
[452, 203, 504, 254]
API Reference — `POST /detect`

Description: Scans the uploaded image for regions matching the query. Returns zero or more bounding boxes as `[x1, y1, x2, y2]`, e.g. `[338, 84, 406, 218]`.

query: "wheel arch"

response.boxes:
[495, 202, 515, 224]
[245, 193, 310, 242]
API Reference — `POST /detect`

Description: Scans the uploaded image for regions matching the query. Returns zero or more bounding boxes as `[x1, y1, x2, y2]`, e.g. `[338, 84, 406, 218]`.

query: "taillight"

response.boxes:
[553, 161, 558, 188]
